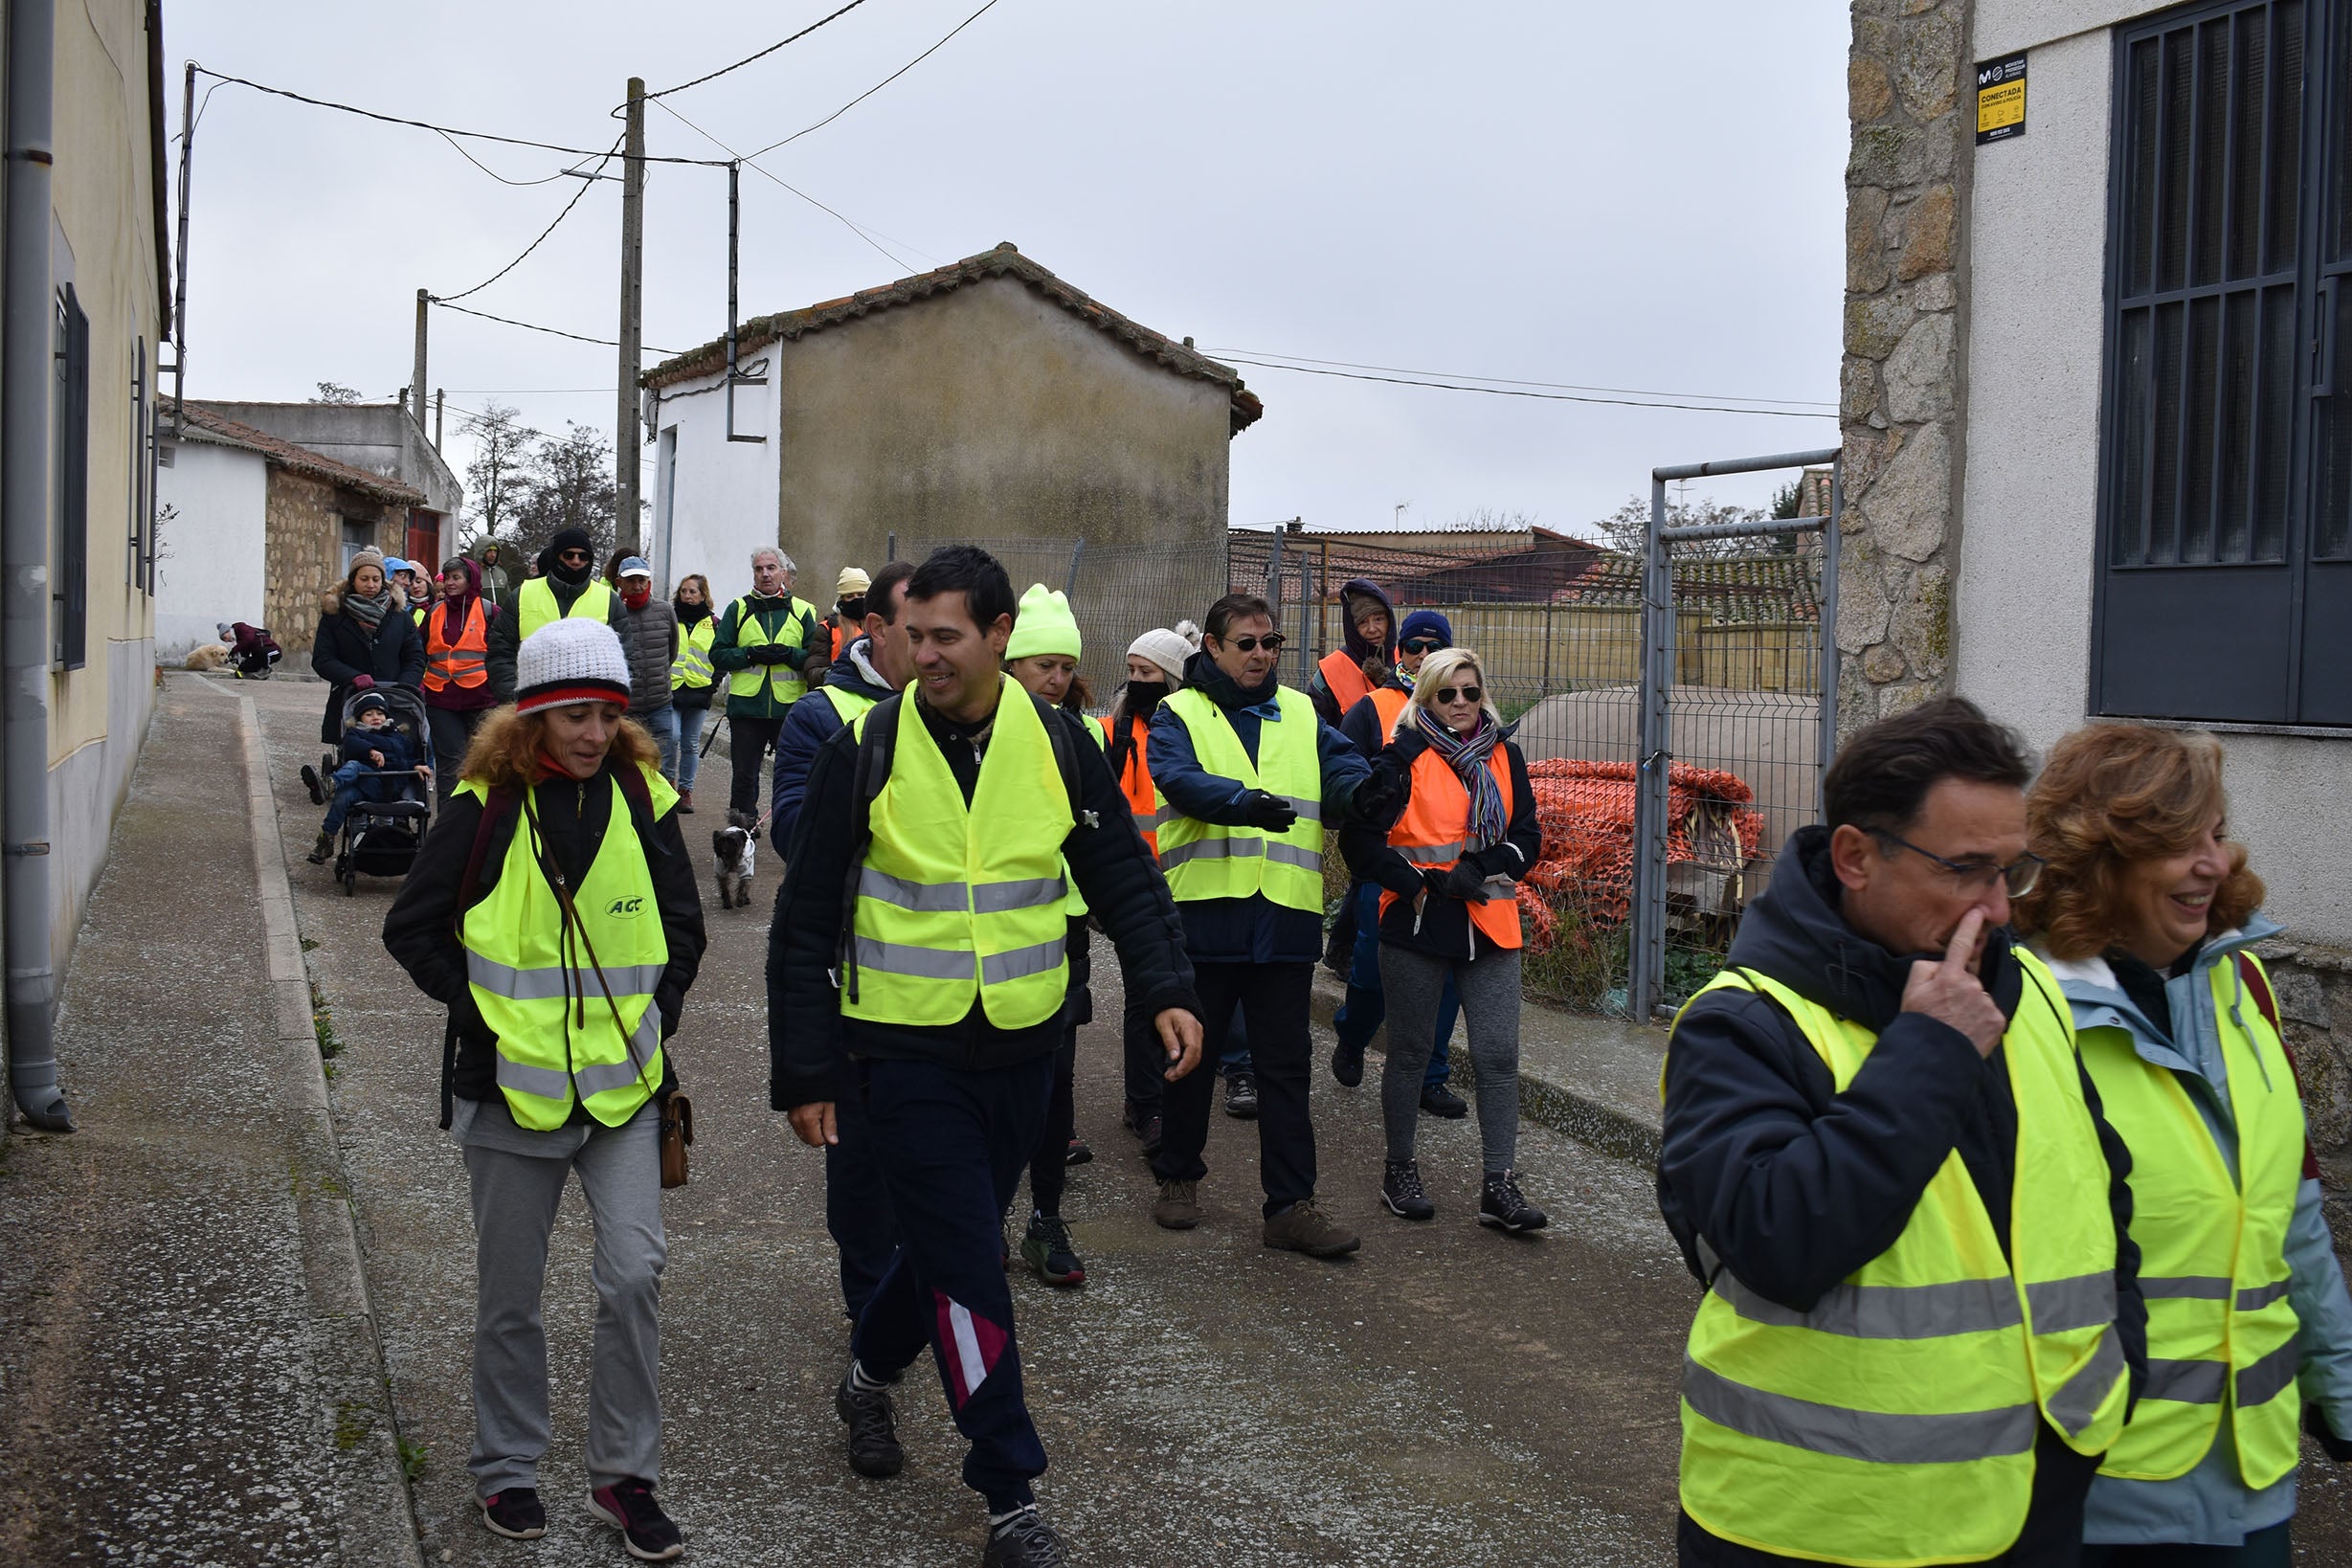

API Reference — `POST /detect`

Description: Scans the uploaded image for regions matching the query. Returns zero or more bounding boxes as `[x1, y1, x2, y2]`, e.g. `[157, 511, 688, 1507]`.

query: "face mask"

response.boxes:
[622, 583, 652, 610]
[1127, 680, 1170, 714]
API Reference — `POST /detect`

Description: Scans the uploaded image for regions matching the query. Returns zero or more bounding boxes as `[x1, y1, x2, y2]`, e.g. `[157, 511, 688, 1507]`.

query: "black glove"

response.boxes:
[750, 644, 788, 665]
[1439, 862, 1494, 904]
[1350, 763, 1403, 823]
[2310, 1401, 2352, 1464]
[1243, 789, 1298, 833]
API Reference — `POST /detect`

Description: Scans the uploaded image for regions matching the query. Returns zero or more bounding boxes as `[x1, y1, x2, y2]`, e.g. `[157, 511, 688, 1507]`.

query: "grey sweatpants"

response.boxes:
[1380, 944, 1523, 1173]
[463, 1107, 665, 1495]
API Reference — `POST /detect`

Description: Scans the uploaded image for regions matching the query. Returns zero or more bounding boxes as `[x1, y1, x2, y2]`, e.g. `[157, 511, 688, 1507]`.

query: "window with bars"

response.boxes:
[53, 287, 89, 673]
[2095, 0, 2350, 724]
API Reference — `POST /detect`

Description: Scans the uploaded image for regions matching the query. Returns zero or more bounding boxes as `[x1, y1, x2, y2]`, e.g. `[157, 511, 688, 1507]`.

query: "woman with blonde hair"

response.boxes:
[383, 618, 706, 1560]
[2016, 724, 2352, 1564]
[1340, 647, 1546, 1230]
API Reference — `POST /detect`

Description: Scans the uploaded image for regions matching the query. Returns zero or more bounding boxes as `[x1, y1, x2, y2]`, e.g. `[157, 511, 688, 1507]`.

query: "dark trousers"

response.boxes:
[1025, 927, 1089, 1216]
[1333, 882, 1457, 1088]
[827, 1065, 899, 1320]
[1150, 961, 1315, 1217]
[727, 714, 786, 816]
[852, 1054, 1054, 1513]
[426, 706, 489, 804]
[2082, 1527, 2291, 1567]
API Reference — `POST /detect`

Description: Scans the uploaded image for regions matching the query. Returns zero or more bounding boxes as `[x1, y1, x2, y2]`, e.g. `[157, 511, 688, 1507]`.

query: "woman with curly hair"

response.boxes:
[2017, 724, 2352, 1564]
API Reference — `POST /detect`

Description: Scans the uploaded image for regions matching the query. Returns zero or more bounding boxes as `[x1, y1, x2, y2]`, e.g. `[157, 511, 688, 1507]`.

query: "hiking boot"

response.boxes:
[1152, 1178, 1200, 1230]
[1330, 1042, 1365, 1088]
[478, 1488, 547, 1540]
[307, 831, 334, 864]
[1421, 1082, 1469, 1119]
[982, 1506, 1067, 1567]
[300, 764, 325, 805]
[677, 788, 694, 815]
[1020, 1212, 1086, 1288]
[1478, 1171, 1550, 1233]
[1123, 1104, 1163, 1156]
[1223, 1070, 1259, 1120]
[586, 1478, 683, 1562]
[1380, 1159, 1435, 1221]
[1064, 1135, 1092, 1167]
[835, 1368, 905, 1478]
[1262, 1198, 1360, 1258]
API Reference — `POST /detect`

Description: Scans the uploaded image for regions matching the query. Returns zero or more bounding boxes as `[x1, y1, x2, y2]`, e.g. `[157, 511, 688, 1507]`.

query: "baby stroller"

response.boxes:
[217, 620, 282, 679]
[318, 684, 434, 897]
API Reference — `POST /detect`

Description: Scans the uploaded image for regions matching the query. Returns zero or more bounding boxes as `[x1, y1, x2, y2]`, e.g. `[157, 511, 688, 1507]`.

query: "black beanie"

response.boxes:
[550, 526, 594, 555]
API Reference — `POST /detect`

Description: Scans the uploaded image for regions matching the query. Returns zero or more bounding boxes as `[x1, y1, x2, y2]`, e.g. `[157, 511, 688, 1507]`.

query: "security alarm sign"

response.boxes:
[1976, 53, 2027, 144]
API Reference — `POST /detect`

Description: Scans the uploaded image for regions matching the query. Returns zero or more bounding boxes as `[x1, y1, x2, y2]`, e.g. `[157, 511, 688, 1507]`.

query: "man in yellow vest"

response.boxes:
[710, 546, 823, 820]
[486, 526, 617, 700]
[1659, 697, 2147, 1566]
[1147, 592, 1373, 1259]
[771, 546, 1202, 1568]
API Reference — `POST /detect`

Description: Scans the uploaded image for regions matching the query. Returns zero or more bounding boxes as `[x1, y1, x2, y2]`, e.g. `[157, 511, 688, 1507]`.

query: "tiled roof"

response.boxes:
[642, 242, 1265, 434]
[165, 399, 424, 505]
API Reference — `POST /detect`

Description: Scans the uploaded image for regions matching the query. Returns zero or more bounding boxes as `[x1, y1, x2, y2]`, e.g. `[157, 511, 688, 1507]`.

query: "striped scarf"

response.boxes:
[1414, 706, 1508, 851]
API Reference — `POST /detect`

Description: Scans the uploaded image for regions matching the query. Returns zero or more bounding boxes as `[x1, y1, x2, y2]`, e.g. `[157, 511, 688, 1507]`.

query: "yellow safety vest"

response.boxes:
[842, 683, 1073, 1031]
[670, 616, 715, 692]
[1153, 685, 1324, 911]
[457, 765, 677, 1131]
[822, 684, 878, 728]
[725, 596, 817, 706]
[2077, 952, 2303, 1488]
[517, 577, 613, 640]
[1671, 960, 2130, 1567]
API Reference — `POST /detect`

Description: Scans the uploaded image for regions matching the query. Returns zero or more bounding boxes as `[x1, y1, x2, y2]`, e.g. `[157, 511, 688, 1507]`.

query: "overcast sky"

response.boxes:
[171, 0, 1849, 543]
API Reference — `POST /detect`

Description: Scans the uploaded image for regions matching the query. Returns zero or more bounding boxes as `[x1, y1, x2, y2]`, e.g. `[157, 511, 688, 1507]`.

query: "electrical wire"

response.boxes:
[1204, 348, 1838, 412]
[1209, 356, 1837, 419]
[428, 299, 683, 356]
[436, 137, 622, 302]
[747, 0, 1004, 158]
[645, 0, 874, 99]
[436, 129, 605, 187]
[173, 77, 225, 145]
[648, 98, 928, 272]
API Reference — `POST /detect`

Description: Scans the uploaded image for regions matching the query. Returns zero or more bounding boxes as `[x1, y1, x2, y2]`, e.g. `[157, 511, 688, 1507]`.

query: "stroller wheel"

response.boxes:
[342, 867, 356, 896]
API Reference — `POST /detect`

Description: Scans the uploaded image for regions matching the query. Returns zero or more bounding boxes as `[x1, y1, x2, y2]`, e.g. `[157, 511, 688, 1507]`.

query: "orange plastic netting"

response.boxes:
[1516, 759, 1764, 948]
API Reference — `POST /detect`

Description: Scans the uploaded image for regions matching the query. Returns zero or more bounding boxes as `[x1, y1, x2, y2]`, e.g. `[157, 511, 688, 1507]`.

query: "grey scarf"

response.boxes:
[344, 585, 393, 632]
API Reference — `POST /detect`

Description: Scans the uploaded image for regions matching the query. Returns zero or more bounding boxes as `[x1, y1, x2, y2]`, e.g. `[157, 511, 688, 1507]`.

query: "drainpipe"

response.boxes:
[3, 0, 73, 1131]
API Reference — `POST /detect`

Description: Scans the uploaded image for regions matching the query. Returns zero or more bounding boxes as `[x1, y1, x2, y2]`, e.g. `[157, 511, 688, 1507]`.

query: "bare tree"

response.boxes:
[1591, 493, 1782, 559]
[310, 382, 364, 404]
[512, 422, 618, 562]
[459, 402, 534, 550]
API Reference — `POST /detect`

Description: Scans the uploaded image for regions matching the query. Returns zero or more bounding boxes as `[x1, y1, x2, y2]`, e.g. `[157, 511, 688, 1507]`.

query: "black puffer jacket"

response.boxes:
[769, 689, 1200, 1109]
[1339, 726, 1541, 961]
[311, 585, 424, 745]
[382, 756, 706, 1116]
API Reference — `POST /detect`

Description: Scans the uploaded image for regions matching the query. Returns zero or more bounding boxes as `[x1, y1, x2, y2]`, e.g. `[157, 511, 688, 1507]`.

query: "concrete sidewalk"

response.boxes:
[0, 673, 419, 1566]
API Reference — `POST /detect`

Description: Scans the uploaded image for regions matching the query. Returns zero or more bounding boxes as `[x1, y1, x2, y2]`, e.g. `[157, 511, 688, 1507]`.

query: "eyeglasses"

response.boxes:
[1218, 633, 1285, 652]
[1434, 685, 1483, 705]
[1399, 638, 1443, 655]
[1871, 829, 2046, 897]
[557, 549, 590, 564]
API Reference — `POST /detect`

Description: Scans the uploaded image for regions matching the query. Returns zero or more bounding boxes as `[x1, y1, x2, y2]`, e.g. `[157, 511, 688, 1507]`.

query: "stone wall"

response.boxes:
[2255, 939, 2352, 1227]
[1838, 0, 1972, 734]
[263, 470, 401, 655]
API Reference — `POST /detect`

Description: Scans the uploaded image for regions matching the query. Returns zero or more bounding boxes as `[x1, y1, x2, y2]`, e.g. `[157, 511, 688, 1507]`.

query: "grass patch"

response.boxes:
[396, 1435, 428, 1484]
[310, 981, 343, 1061]
[333, 1400, 370, 1450]
[299, 935, 319, 952]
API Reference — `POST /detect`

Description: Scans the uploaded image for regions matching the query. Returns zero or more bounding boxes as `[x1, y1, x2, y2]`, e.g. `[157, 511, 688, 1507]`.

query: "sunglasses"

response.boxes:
[1218, 633, 1286, 652]
[558, 549, 590, 563]
[1399, 638, 1443, 655]
[1434, 685, 1483, 705]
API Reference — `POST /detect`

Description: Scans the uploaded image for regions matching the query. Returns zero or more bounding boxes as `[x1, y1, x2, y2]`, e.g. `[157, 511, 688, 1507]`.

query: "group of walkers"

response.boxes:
[361, 535, 2352, 1567]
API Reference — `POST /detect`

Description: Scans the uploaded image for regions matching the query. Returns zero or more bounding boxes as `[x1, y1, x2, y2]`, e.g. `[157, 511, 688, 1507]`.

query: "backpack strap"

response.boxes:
[2237, 952, 2319, 1181]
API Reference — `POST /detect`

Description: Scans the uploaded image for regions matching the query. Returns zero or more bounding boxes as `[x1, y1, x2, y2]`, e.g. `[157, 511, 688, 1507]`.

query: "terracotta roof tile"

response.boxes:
[165, 399, 425, 506]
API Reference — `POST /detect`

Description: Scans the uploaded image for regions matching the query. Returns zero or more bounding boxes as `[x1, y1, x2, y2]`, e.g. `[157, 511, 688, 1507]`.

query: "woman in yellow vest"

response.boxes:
[383, 618, 706, 1562]
[668, 573, 717, 814]
[2016, 726, 2352, 1565]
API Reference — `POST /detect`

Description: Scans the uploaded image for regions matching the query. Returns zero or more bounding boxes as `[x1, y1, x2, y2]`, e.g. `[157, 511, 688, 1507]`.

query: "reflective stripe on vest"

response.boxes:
[1153, 686, 1324, 910]
[457, 766, 677, 1131]
[424, 597, 489, 693]
[518, 577, 613, 640]
[1104, 714, 1162, 858]
[671, 616, 715, 691]
[1318, 647, 1372, 714]
[726, 597, 815, 706]
[842, 683, 1073, 1030]
[1378, 743, 1522, 950]
[1670, 959, 2128, 1566]
[2077, 951, 2303, 1488]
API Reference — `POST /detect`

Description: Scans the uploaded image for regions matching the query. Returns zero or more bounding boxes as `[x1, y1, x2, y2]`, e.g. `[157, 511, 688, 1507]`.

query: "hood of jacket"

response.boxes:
[825, 636, 897, 703]
[1337, 577, 1397, 663]
[321, 582, 409, 617]
[1182, 648, 1282, 712]
[2038, 913, 2284, 1045]
[1726, 823, 2026, 1033]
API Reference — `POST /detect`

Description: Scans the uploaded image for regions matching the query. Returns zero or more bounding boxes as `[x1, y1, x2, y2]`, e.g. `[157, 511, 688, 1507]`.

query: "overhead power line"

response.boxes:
[1210, 355, 1837, 419]
[436, 137, 623, 302]
[748, 0, 1006, 158]
[428, 299, 682, 356]
[646, 0, 875, 99]
[1205, 348, 1838, 412]
[436, 129, 602, 187]
[648, 98, 930, 273]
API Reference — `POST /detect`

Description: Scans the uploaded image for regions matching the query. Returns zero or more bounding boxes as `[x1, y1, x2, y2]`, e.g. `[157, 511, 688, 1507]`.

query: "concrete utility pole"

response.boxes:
[411, 289, 428, 431]
[615, 77, 646, 552]
[434, 388, 444, 452]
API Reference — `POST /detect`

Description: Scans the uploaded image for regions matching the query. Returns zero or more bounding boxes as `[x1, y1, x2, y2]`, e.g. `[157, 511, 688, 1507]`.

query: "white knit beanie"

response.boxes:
[1128, 625, 1196, 685]
[514, 617, 632, 715]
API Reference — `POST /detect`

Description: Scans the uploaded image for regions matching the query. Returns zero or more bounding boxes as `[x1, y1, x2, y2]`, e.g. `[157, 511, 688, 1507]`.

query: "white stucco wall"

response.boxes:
[153, 440, 268, 658]
[1958, 0, 2352, 947]
[648, 365, 780, 597]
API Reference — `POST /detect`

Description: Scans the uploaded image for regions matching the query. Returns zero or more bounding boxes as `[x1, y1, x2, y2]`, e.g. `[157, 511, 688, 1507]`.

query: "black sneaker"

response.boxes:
[587, 1478, 683, 1561]
[1223, 1070, 1259, 1120]
[1381, 1159, 1435, 1221]
[1064, 1135, 1092, 1167]
[479, 1488, 547, 1540]
[1019, 1211, 1086, 1288]
[300, 764, 326, 805]
[1123, 1105, 1163, 1156]
[982, 1506, 1067, 1567]
[1420, 1082, 1469, 1119]
[836, 1368, 905, 1478]
[1478, 1171, 1550, 1233]
[1329, 1042, 1365, 1088]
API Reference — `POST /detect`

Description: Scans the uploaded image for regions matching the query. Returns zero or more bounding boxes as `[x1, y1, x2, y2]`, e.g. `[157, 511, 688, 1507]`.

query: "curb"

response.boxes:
[226, 685, 428, 1568]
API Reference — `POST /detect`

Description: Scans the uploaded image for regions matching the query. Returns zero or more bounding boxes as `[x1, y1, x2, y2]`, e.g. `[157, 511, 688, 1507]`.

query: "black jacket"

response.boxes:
[311, 587, 425, 745]
[485, 567, 619, 700]
[1339, 728, 1541, 961]
[381, 758, 707, 1113]
[769, 689, 1200, 1109]
[770, 638, 897, 847]
[1658, 825, 2146, 1512]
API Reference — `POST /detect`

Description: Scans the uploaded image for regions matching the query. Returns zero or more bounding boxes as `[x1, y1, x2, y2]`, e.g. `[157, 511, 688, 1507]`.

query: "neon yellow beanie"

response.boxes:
[1006, 583, 1081, 660]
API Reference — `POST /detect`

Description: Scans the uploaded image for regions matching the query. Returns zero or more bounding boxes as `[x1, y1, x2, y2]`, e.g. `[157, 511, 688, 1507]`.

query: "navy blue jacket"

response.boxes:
[770, 638, 896, 847]
[1147, 651, 1369, 964]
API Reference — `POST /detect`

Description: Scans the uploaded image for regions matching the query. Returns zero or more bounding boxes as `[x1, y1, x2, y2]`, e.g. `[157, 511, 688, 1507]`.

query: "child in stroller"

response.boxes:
[300, 687, 435, 892]
[216, 620, 282, 679]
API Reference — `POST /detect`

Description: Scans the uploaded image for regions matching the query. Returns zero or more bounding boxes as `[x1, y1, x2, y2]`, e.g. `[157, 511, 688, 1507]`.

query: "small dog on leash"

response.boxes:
[712, 811, 758, 910]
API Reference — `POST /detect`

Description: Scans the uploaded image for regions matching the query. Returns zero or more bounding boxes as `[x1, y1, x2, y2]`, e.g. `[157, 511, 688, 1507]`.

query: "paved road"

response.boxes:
[245, 675, 2352, 1565]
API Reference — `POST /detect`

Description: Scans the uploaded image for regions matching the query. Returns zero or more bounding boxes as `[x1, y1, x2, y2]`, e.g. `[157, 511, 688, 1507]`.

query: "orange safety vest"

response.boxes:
[1319, 647, 1373, 715]
[423, 597, 488, 693]
[1101, 713, 1161, 857]
[1379, 743, 1522, 950]
[1366, 685, 1410, 742]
